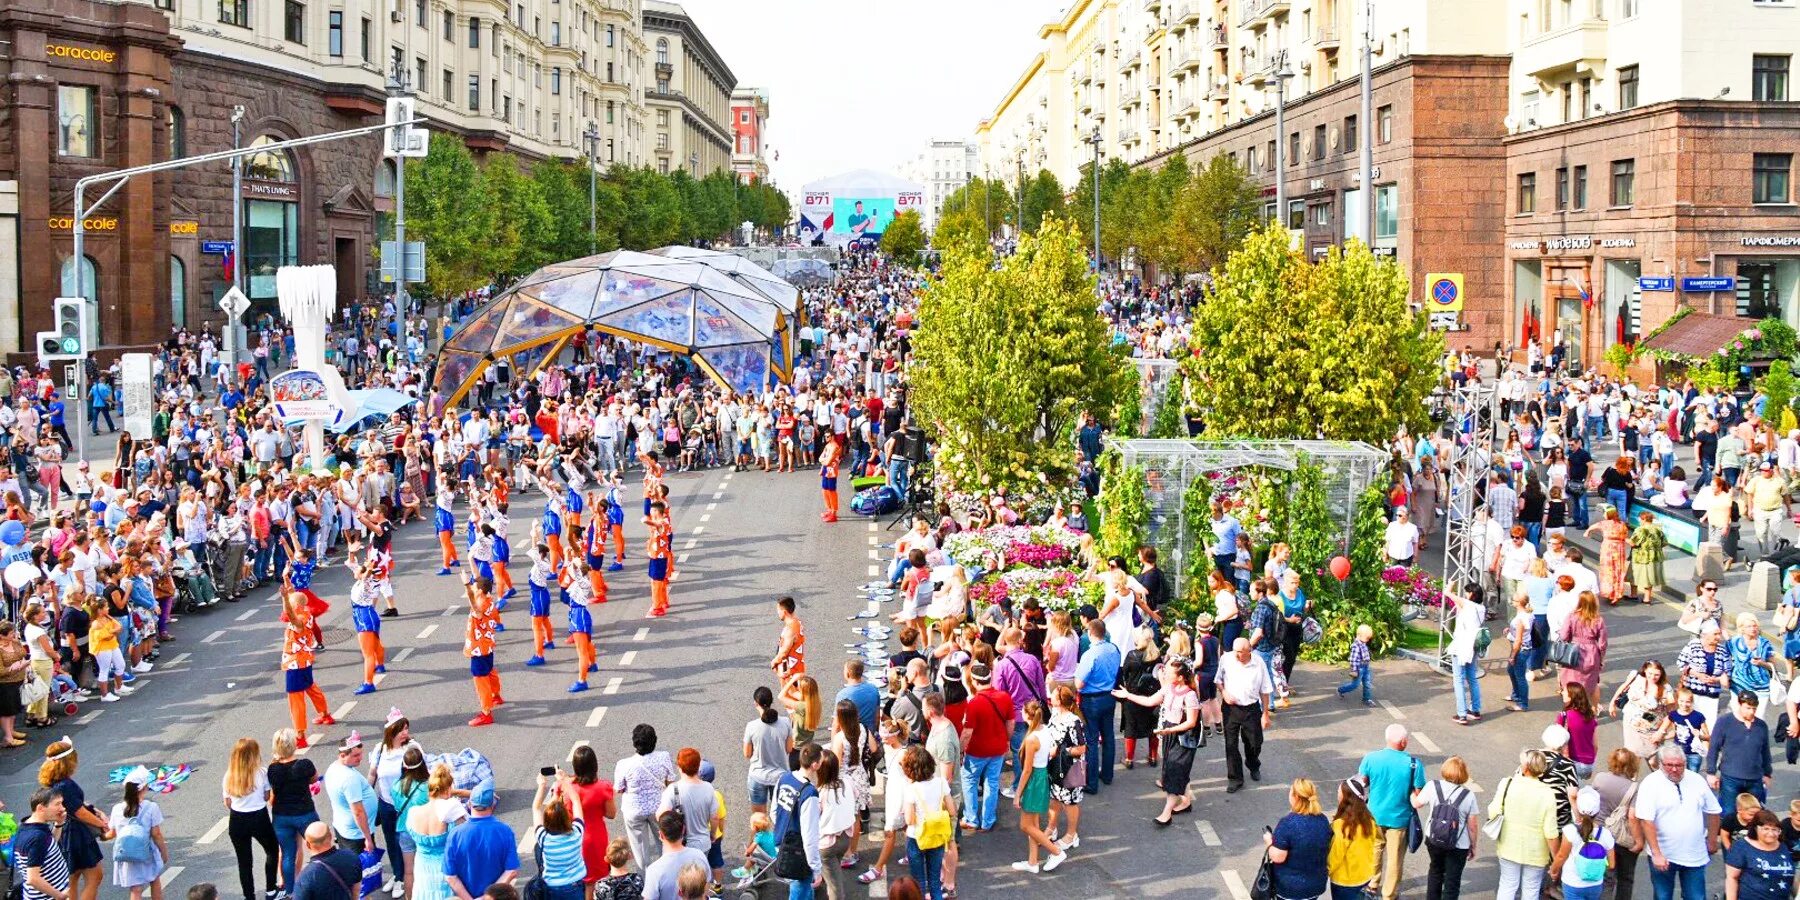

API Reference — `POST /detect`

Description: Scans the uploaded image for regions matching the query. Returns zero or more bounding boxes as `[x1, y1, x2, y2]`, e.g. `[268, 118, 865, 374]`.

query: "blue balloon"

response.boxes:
[90, 501, 107, 513]
[0, 521, 24, 545]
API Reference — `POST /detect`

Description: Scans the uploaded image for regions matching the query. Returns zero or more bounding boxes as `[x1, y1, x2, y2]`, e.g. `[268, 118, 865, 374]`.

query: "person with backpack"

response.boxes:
[1588, 748, 1643, 900]
[108, 768, 169, 900]
[1553, 788, 1615, 900]
[1413, 756, 1480, 900]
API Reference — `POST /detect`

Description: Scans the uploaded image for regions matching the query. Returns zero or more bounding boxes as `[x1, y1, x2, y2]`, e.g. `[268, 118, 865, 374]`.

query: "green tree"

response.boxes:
[531, 160, 621, 260]
[1019, 169, 1066, 235]
[612, 166, 683, 250]
[880, 209, 927, 264]
[910, 216, 1128, 498]
[932, 206, 990, 258]
[1181, 223, 1443, 442]
[1095, 450, 1150, 560]
[404, 133, 500, 297]
[483, 154, 553, 277]
[1168, 154, 1262, 274]
[940, 178, 1014, 238]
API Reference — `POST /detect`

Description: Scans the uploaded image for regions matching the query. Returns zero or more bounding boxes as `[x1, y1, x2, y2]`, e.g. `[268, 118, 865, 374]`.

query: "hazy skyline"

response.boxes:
[674, 0, 1067, 192]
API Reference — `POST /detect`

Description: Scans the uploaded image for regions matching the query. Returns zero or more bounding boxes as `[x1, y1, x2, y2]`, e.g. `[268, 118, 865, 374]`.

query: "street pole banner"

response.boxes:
[121, 353, 155, 441]
[269, 368, 341, 421]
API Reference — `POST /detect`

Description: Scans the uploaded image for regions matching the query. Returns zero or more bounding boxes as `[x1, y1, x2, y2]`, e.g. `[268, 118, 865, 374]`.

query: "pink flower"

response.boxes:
[1734, 341, 1746, 350]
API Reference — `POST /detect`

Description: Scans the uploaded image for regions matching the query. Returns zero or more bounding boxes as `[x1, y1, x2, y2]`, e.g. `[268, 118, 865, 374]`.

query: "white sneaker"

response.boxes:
[101, 693, 119, 703]
[116, 685, 135, 695]
[132, 662, 153, 673]
[1010, 861, 1040, 874]
[1043, 852, 1068, 872]
[389, 880, 405, 898]
[1055, 835, 1080, 850]
[1000, 787, 1017, 800]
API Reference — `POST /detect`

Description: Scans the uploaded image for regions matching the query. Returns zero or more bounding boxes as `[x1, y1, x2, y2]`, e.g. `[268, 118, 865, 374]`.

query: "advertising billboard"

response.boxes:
[833, 198, 895, 242]
[797, 170, 927, 248]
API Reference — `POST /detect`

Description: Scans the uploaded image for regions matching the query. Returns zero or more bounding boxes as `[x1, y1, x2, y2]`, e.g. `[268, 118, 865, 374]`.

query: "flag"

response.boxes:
[222, 248, 235, 282]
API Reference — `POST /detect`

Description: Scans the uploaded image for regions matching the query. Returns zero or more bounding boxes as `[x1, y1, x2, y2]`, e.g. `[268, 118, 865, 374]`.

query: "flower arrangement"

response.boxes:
[943, 524, 1084, 572]
[1379, 565, 1449, 610]
[968, 566, 1102, 612]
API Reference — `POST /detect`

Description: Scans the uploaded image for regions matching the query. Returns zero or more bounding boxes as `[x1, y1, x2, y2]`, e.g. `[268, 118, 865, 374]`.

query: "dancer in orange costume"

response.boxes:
[638, 450, 664, 518]
[523, 526, 557, 667]
[562, 476, 586, 563]
[770, 595, 807, 685]
[604, 475, 627, 570]
[346, 547, 387, 695]
[279, 589, 332, 748]
[644, 499, 674, 617]
[433, 491, 461, 575]
[819, 440, 842, 523]
[489, 502, 516, 601]
[542, 493, 566, 574]
[562, 555, 598, 691]
[462, 573, 502, 726]
[583, 489, 610, 602]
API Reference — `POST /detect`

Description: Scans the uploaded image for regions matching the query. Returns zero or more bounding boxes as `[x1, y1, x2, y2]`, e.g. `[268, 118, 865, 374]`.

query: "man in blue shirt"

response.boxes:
[834, 659, 881, 739]
[1208, 499, 1242, 578]
[87, 381, 115, 434]
[1356, 724, 1425, 900]
[1073, 617, 1121, 794]
[444, 782, 519, 899]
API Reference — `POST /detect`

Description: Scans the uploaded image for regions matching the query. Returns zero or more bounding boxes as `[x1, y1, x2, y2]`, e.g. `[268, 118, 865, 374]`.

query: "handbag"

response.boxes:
[1547, 640, 1582, 668]
[1405, 758, 1425, 852]
[1300, 617, 1324, 645]
[522, 831, 548, 900]
[1772, 676, 1789, 709]
[1249, 844, 1275, 900]
[1482, 777, 1511, 841]
[17, 674, 47, 709]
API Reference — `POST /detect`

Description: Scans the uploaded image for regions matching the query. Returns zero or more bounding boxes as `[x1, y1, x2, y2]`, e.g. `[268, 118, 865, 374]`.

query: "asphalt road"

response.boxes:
[0, 465, 1781, 899]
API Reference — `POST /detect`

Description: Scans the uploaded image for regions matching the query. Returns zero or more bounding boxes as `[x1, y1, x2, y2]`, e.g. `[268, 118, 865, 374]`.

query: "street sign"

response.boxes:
[1428, 312, 1461, 330]
[219, 285, 251, 319]
[1426, 273, 1465, 314]
[1637, 275, 1675, 292]
[379, 241, 426, 284]
[1681, 276, 1737, 292]
[201, 240, 233, 255]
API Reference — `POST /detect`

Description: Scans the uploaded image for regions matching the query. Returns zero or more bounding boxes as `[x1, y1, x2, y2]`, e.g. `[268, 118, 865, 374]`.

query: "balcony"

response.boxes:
[1204, 22, 1228, 49]
[1245, 55, 1280, 86]
[1121, 90, 1142, 109]
[1207, 76, 1229, 101]
[1119, 126, 1140, 145]
[1144, 0, 1161, 12]
[1175, 0, 1201, 24]
[1177, 47, 1202, 73]
[1078, 93, 1093, 114]
[1314, 25, 1339, 48]
[1241, 0, 1290, 29]
[1174, 96, 1199, 119]
[1517, 18, 1608, 78]
[1119, 49, 1141, 72]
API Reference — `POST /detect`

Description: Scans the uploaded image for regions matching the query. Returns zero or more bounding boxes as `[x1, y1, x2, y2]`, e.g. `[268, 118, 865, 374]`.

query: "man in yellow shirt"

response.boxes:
[1748, 461, 1792, 556]
[1487, 749, 1562, 897]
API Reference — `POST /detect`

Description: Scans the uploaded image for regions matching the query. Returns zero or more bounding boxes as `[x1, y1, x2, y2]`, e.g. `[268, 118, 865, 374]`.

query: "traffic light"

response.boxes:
[36, 297, 88, 362]
[384, 96, 427, 158]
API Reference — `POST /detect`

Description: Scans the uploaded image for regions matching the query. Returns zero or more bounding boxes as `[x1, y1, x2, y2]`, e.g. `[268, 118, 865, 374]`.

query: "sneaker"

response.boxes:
[121, 673, 137, 684]
[525, 656, 546, 667]
[856, 868, 884, 885]
[839, 853, 860, 870]
[381, 608, 398, 618]
[374, 665, 386, 675]
[1043, 852, 1067, 872]
[314, 714, 337, 725]
[607, 562, 624, 572]
[354, 683, 377, 695]
[1009, 861, 1041, 874]
[468, 712, 495, 727]
[380, 877, 395, 894]
[116, 685, 135, 695]
[568, 682, 589, 693]
[437, 568, 452, 576]
[1000, 787, 1017, 800]
[389, 881, 405, 899]
[1055, 835, 1080, 850]
[101, 693, 119, 703]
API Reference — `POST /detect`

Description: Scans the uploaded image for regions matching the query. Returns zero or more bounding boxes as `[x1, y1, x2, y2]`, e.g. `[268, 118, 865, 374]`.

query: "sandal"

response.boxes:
[856, 868, 884, 885]
[4, 738, 26, 747]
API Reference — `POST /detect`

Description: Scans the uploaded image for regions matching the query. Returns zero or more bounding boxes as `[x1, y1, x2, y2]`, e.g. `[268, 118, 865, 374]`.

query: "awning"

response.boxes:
[1638, 311, 1760, 357]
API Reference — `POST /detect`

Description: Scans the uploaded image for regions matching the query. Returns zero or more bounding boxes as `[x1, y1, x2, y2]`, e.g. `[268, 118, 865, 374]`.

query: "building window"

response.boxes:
[551, 21, 560, 45]
[657, 110, 669, 127]
[244, 200, 298, 300]
[1617, 65, 1638, 110]
[57, 85, 95, 158]
[1620, 0, 1638, 15]
[1344, 115, 1357, 153]
[606, 100, 613, 124]
[1518, 172, 1537, 214]
[1754, 55, 1790, 101]
[169, 255, 187, 330]
[1754, 153, 1793, 204]
[1555, 167, 1569, 210]
[443, 10, 453, 40]
[1561, 81, 1574, 122]
[414, 0, 424, 25]
[1288, 132, 1299, 165]
[551, 67, 561, 95]
[659, 158, 669, 174]
[657, 78, 669, 94]
[1312, 124, 1326, 159]
[328, 10, 343, 55]
[1579, 77, 1592, 119]
[740, 110, 750, 124]
[360, 18, 371, 61]
[1572, 165, 1588, 209]
[1377, 105, 1393, 143]
[1374, 184, 1398, 241]
[502, 95, 512, 122]
[1610, 158, 1635, 206]
[284, 1, 304, 43]
[606, 62, 613, 81]
[607, 24, 615, 46]
[167, 105, 185, 159]
[656, 38, 668, 65]
[416, 58, 427, 95]
[442, 68, 453, 100]
[468, 75, 479, 111]
[219, 0, 248, 26]
[1313, 201, 1331, 227]
[1287, 200, 1304, 229]
[469, 17, 480, 48]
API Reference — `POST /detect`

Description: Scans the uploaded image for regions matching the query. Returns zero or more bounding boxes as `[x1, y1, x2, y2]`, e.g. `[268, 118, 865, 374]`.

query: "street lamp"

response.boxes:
[385, 59, 411, 357]
[583, 121, 601, 255]
[1269, 49, 1295, 231]
[1084, 125, 1102, 272]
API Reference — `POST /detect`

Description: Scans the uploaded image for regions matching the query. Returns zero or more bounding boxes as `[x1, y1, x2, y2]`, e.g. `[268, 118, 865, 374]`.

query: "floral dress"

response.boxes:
[1046, 709, 1084, 805]
[1591, 519, 1630, 602]
[1630, 522, 1667, 593]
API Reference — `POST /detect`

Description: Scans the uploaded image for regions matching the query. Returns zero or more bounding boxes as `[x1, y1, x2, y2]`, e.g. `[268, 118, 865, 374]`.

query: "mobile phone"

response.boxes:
[540, 766, 556, 777]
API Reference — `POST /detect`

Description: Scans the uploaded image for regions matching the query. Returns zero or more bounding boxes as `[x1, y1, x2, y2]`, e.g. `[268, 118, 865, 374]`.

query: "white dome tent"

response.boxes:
[796, 169, 926, 248]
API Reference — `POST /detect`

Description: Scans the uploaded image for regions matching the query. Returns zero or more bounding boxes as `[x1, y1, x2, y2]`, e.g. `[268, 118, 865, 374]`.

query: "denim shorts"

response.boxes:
[395, 829, 417, 854]
[748, 777, 773, 805]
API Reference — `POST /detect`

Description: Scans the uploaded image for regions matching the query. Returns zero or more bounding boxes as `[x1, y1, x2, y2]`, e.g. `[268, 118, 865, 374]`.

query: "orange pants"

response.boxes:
[438, 531, 459, 567]
[473, 672, 501, 714]
[650, 578, 670, 615]
[588, 567, 609, 603]
[610, 523, 626, 562]
[823, 489, 839, 516]
[493, 562, 514, 596]
[286, 684, 329, 736]
[548, 540, 565, 572]
[532, 614, 556, 651]
[358, 631, 386, 684]
[572, 632, 595, 682]
[565, 515, 583, 555]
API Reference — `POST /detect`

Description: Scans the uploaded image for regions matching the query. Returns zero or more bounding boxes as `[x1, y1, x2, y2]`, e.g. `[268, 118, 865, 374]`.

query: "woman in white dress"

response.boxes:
[1087, 557, 1152, 650]
[109, 768, 171, 900]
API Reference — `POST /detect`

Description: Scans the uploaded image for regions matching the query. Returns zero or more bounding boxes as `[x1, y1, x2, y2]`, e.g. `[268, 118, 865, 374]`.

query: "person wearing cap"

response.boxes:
[443, 781, 519, 900]
[1706, 691, 1774, 806]
[323, 735, 378, 857]
[108, 765, 169, 899]
[1550, 786, 1614, 900]
[1748, 460, 1792, 556]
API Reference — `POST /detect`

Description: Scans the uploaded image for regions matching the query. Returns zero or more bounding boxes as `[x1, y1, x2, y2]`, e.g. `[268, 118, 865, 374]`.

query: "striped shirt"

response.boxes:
[534, 820, 586, 887]
[13, 821, 69, 900]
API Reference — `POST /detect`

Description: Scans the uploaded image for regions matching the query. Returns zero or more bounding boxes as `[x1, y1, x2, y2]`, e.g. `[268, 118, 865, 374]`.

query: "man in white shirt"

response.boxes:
[1217, 638, 1274, 793]
[1634, 745, 1719, 899]
[1552, 547, 1599, 597]
[1383, 507, 1421, 567]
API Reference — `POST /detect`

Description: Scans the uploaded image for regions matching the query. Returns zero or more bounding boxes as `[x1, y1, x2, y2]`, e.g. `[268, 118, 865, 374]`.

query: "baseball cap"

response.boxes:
[470, 780, 497, 809]
[1701, 620, 1722, 635]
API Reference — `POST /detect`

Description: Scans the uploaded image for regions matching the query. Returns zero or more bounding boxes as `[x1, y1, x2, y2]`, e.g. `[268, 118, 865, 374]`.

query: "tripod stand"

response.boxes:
[887, 484, 934, 530]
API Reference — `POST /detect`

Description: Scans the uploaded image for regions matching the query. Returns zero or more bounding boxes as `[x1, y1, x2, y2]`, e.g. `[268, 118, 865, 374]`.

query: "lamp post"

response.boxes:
[386, 60, 411, 355]
[1359, 0, 1375, 242]
[1084, 125, 1102, 272]
[583, 121, 600, 255]
[1271, 50, 1294, 232]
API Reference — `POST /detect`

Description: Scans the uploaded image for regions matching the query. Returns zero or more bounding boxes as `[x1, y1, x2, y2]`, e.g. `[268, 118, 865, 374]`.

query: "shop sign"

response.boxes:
[244, 180, 297, 199]
[1510, 240, 1543, 251]
[48, 216, 116, 231]
[201, 241, 234, 255]
[169, 220, 198, 236]
[1638, 275, 1675, 292]
[45, 43, 117, 64]
[1742, 236, 1800, 248]
[1598, 238, 1636, 248]
[1680, 276, 1737, 292]
[1307, 179, 1326, 191]
[1371, 247, 1397, 258]
[1545, 236, 1592, 251]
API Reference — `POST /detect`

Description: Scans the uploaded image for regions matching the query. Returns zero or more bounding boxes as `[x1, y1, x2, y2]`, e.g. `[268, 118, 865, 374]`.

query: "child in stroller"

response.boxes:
[728, 812, 780, 900]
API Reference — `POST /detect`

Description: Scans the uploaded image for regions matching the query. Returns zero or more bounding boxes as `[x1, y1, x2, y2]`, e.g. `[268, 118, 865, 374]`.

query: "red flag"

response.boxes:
[222, 248, 235, 282]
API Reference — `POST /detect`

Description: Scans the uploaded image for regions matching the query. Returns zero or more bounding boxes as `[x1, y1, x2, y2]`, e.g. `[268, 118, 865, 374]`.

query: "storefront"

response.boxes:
[1505, 234, 1645, 369]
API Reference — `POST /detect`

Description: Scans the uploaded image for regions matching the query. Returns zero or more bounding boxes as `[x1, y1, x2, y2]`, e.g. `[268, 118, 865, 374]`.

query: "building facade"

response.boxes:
[897, 139, 977, 233]
[642, 0, 734, 178]
[729, 86, 769, 184]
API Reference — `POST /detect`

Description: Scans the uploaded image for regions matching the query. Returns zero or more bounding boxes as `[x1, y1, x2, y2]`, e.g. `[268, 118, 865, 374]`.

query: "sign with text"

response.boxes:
[202, 240, 234, 255]
[1426, 273, 1465, 315]
[121, 353, 154, 441]
[269, 369, 340, 421]
[1638, 275, 1675, 292]
[1681, 276, 1737, 292]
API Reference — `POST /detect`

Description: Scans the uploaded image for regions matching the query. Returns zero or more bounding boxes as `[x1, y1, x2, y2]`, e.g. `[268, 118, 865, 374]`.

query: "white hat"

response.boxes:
[122, 765, 152, 787]
[1541, 723, 1570, 749]
[1575, 786, 1601, 817]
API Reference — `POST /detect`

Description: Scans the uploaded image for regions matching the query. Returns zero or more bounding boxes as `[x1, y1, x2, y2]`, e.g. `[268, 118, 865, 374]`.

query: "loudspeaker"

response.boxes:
[901, 426, 927, 463]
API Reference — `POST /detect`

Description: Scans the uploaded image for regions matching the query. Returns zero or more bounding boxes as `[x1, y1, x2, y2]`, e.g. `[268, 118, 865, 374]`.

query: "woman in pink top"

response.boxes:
[1557, 683, 1600, 778]
[1044, 611, 1080, 688]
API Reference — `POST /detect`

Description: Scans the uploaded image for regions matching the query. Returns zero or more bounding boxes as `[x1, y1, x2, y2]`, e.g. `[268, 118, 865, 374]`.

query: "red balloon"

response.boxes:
[1328, 556, 1351, 582]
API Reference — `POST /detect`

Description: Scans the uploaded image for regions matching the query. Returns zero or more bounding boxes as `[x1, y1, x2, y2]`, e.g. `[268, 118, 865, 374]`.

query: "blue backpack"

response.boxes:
[114, 812, 153, 864]
[850, 485, 901, 517]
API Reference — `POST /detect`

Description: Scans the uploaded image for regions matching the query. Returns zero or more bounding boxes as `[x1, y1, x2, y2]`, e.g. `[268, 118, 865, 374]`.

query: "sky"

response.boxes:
[674, 0, 1068, 193]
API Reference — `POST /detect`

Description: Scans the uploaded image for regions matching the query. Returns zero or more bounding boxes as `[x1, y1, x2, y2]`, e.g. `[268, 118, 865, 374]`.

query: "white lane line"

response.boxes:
[706, 503, 717, 511]
[161, 866, 185, 886]
[632, 628, 649, 642]
[394, 647, 416, 664]
[867, 522, 877, 532]
[586, 706, 608, 727]
[1195, 820, 1221, 846]
[202, 630, 227, 644]
[235, 608, 259, 622]
[1380, 700, 1407, 720]
[620, 651, 638, 667]
[76, 710, 103, 724]
[333, 701, 357, 719]
[1467, 780, 1484, 794]
[373, 673, 387, 687]
[677, 552, 690, 564]
[869, 877, 888, 900]
[867, 536, 877, 545]
[443, 604, 460, 617]
[416, 624, 439, 641]
[868, 550, 881, 560]
[1222, 871, 1251, 900]
[604, 677, 623, 695]
[691, 526, 704, 535]
[197, 816, 231, 845]
[684, 538, 698, 549]
[1412, 731, 1441, 754]
[297, 732, 323, 753]
[700, 514, 711, 523]
[712, 492, 724, 500]
[868, 564, 880, 577]
[166, 652, 191, 668]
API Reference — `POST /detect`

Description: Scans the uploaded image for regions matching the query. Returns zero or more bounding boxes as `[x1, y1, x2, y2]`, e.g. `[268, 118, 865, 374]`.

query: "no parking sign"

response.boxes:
[1426, 273, 1463, 330]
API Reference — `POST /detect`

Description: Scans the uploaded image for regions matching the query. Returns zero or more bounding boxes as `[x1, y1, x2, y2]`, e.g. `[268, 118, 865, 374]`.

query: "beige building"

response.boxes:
[643, 0, 735, 176]
[897, 139, 978, 232]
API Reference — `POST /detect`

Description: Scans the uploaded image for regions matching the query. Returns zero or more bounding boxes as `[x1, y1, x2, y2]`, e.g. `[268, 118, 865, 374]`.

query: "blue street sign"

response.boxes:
[201, 240, 234, 255]
[1681, 276, 1736, 292]
[1637, 276, 1675, 292]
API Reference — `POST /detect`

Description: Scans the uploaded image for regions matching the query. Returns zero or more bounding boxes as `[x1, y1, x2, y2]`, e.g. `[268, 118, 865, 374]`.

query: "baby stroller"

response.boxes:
[726, 844, 782, 900]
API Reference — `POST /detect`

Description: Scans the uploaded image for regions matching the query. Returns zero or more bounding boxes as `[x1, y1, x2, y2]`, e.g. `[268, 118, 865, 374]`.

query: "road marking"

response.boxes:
[620, 651, 637, 666]
[1195, 820, 1221, 846]
[700, 514, 711, 523]
[604, 677, 623, 695]
[684, 538, 698, 549]
[444, 604, 460, 616]
[162, 866, 185, 886]
[586, 706, 608, 727]
[713, 492, 724, 500]
[235, 608, 258, 622]
[868, 564, 880, 577]
[868, 549, 881, 560]
[416, 624, 439, 641]
[394, 647, 416, 664]
[1380, 700, 1407, 720]
[867, 522, 877, 532]
[1467, 780, 1484, 793]
[166, 652, 191, 668]
[572, 739, 591, 750]
[692, 526, 704, 535]
[632, 628, 649, 642]
[867, 536, 878, 545]
[706, 503, 717, 511]
[373, 673, 387, 687]
[76, 710, 103, 724]
[1222, 871, 1251, 900]
[678, 552, 690, 564]
[869, 877, 888, 900]
[197, 816, 231, 845]
[202, 630, 227, 644]
[1412, 731, 1441, 754]
[333, 701, 357, 719]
